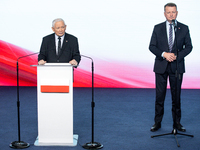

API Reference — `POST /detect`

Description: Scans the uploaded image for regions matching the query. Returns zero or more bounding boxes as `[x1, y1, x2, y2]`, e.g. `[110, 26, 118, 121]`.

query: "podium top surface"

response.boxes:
[31, 63, 76, 67]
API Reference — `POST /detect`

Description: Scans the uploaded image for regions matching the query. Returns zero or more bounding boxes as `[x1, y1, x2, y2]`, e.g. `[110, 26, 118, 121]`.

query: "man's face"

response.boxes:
[164, 6, 178, 23]
[52, 21, 66, 36]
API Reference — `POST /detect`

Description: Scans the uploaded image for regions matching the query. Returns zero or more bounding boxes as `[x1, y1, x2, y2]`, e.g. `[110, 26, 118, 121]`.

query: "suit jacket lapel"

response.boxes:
[162, 22, 169, 51]
[58, 33, 68, 57]
[51, 33, 56, 54]
[172, 21, 181, 53]
[175, 21, 181, 40]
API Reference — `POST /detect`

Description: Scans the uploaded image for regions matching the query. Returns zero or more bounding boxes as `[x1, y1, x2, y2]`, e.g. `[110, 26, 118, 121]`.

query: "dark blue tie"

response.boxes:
[169, 24, 173, 52]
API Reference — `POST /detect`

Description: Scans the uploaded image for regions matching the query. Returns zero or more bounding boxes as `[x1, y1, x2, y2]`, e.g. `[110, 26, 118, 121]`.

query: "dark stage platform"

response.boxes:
[0, 87, 199, 150]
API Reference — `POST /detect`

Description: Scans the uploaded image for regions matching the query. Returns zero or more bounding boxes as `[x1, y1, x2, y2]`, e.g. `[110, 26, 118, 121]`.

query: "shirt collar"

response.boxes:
[166, 20, 177, 26]
[55, 33, 65, 40]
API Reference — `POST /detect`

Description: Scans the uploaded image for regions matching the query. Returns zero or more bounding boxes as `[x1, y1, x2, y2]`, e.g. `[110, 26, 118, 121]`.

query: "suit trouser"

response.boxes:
[154, 63, 183, 124]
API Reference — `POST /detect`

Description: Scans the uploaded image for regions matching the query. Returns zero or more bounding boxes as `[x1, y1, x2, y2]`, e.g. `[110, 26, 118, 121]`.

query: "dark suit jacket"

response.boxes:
[149, 21, 192, 74]
[38, 33, 81, 64]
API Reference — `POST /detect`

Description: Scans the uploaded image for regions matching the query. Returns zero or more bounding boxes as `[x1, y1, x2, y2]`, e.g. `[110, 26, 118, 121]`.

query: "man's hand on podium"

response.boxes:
[69, 59, 78, 66]
[38, 60, 46, 65]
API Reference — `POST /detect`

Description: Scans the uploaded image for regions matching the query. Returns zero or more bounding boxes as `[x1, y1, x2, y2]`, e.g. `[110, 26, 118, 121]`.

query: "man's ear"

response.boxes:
[52, 27, 55, 32]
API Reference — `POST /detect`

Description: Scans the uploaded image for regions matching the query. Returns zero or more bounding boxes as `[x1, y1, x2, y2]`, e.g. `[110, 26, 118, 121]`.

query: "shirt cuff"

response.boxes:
[161, 52, 165, 59]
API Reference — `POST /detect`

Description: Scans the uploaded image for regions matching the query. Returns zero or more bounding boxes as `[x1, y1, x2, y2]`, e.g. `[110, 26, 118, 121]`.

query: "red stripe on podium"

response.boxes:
[41, 85, 69, 93]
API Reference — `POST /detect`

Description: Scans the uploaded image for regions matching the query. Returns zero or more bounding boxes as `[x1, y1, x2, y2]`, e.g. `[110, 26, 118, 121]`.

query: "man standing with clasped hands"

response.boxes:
[149, 3, 192, 132]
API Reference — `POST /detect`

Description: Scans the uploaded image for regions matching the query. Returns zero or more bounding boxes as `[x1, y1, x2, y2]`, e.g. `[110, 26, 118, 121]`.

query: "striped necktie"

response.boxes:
[168, 24, 173, 52]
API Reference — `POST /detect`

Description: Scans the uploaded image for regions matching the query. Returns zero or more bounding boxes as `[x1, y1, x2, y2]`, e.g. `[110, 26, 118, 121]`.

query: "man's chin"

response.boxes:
[56, 33, 65, 36]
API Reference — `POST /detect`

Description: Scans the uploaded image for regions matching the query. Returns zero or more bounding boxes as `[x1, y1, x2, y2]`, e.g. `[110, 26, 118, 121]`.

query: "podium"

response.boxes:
[33, 63, 78, 146]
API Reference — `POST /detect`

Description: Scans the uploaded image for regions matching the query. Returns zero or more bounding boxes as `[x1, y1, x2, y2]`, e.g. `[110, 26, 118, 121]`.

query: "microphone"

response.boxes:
[81, 54, 94, 72]
[17, 52, 39, 61]
[81, 54, 93, 62]
[10, 51, 39, 149]
[80, 55, 103, 149]
[172, 19, 177, 27]
[172, 19, 177, 33]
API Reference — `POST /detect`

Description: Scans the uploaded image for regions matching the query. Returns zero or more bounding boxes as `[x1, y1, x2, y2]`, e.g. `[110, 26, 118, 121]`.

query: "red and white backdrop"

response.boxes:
[0, 0, 199, 89]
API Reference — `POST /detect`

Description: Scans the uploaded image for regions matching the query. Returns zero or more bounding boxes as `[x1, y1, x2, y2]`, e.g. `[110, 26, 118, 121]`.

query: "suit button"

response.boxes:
[57, 60, 59, 62]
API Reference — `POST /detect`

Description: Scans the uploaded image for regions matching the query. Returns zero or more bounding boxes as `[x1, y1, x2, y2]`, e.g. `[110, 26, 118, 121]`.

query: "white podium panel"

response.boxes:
[33, 63, 77, 146]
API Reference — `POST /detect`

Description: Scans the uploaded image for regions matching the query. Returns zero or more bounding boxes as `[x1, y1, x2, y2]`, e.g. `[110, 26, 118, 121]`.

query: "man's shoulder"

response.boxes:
[43, 33, 54, 39]
[154, 21, 166, 28]
[177, 21, 188, 28]
[152, 22, 166, 32]
[65, 33, 77, 40]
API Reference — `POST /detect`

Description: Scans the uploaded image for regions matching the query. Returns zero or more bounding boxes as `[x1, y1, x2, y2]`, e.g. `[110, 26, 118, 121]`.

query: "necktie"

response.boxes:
[58, 37, 61, 55]
[169, 24, 173, 52]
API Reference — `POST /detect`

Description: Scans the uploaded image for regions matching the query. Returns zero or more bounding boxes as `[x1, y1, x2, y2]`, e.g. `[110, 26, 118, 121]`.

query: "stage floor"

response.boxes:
[0, 87, 199, 150]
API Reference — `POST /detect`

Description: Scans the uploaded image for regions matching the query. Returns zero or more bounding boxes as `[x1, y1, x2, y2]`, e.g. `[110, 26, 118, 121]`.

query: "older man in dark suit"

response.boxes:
[38, 18, 81, 65]
[149, 3, 192, 132]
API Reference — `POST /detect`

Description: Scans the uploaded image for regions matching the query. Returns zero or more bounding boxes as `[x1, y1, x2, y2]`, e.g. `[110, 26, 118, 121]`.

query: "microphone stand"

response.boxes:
[81, 55, 103, 149]
[151, 22, 193, 147]
[10, 52, 38, 149]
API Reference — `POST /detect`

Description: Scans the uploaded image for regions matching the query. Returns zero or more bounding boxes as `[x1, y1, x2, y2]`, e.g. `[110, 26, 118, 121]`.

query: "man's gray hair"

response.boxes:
[52, 18, 66, 27]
